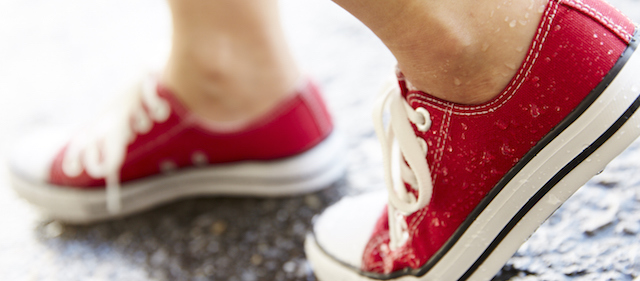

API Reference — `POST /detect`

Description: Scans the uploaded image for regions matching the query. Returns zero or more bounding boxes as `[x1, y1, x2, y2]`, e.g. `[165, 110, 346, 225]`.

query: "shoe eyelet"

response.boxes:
[415, 107, 431, 132]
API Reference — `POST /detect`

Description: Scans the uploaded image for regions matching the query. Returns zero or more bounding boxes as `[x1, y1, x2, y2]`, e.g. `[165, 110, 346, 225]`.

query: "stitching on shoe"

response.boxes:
[564, 0, 632, 42]
[400, 3, 562, 263]
[404, 107, 455, 255]
[432, 104, 454, 183]
[406, 0, 560, 116]
[363, 234, 388, 269]
[126, 118, 191, 163]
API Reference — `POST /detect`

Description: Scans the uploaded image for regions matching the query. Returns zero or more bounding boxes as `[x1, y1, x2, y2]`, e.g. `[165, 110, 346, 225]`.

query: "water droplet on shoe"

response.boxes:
[431, 218, 441, 227]
[495, 119, 509, 130]
[547, 194, 562, 205]
[501, 143, 515, 156]
[509, 20, 517, 28]
[516, 46, 524, 52]
[593, 33, 598, 38]
[466, 164, 478, 173]
[505, 62, 517, 70]
[530, 104, 540, 117]
[554, 25, 562, 31]
[482, 151, 495, 163]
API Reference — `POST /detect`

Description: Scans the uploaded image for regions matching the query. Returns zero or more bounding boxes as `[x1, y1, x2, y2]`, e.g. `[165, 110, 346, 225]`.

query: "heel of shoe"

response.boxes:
[455, 35, 640, 281]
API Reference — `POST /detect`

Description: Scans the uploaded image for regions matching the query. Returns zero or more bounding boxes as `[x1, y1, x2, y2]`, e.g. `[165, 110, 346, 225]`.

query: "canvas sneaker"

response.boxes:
[9, 76, 345, 223]
[306, 0, 640, 280]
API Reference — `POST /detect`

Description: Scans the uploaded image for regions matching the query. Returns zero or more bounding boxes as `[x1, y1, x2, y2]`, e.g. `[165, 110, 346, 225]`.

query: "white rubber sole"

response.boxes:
[11, 132, 346, 224]
[306, 43, 640, 280]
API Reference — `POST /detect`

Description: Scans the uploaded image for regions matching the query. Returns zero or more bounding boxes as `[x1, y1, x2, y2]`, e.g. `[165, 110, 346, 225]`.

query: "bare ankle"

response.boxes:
[162, 56, 300, 123]
[163, 0, 299, 122]
[341, 0, 549, 104]
[404, 0, 549, 104]
[161, 27, 300, 123]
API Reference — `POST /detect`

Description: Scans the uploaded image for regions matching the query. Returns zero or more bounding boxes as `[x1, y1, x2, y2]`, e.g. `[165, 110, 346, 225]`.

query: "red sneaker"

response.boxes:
[306, 0, 640, 280]
[9, 77, 345, 223]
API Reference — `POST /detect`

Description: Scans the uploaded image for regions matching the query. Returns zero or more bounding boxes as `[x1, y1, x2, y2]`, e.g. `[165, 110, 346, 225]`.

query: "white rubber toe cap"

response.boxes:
[9, 128, 72, 183]
[313, 189, 388, 268]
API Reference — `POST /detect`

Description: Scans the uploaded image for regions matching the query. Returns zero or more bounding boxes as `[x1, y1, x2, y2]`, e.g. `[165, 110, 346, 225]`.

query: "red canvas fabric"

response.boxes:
[49, 79, 333, 188]
[362, 0, 635, 273]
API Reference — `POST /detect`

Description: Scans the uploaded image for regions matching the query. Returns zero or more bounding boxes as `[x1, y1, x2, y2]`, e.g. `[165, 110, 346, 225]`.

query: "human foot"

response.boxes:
[9, 76, 345, 223]
[307, 0, 640, 280]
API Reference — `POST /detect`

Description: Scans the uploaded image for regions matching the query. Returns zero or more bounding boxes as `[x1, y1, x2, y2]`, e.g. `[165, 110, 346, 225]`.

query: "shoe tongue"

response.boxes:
[395, 67, 411, 99]
[396, 68, 471, 111]
[395, 67, 442, 103]
[395, 68, 440, 106]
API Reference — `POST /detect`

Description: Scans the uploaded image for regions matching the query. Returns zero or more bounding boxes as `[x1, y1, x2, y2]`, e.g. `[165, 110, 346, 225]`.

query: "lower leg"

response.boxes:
[164, 0, 299, 122]
[333, 0, 549, 104]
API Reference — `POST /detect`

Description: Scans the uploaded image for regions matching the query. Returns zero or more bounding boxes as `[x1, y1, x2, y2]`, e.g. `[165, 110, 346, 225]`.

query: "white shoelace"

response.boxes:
[61, 78, 171, 214]
[373, 80, 434, 250]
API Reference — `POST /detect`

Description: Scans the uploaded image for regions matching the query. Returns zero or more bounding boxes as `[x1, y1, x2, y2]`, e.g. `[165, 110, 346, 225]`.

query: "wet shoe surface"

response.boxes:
[307, 0, 640, 280]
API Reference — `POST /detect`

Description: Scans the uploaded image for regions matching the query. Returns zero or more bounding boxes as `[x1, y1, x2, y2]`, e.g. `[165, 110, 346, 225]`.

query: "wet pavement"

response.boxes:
[1, 0, 639, 280]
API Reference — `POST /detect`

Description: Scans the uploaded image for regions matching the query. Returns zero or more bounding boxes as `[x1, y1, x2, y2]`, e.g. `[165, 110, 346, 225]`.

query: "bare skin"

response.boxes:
[333, 0, 549, 104]
[164, 0, 299, 123]
[162, 0, 549, 124]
